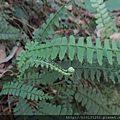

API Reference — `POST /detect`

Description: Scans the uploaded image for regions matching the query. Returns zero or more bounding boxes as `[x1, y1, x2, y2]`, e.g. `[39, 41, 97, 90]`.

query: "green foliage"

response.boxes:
[22, 71, 63, 85]
[80, 0, 120, 12]
[0, 13, 24, 40]
[17, 36, 120, 83]
[13, 97, 34, 115]
[17, 54, 75, 79]
[90, 0, 115, 39]
[36, 101, 74, 115]
[75, 85, 111, 115]
[103, 0, 120, 12]
[32, 3, 67, 41]
[22, 36, 120, 65]
[0, 0, 120, 116]
[0, 82, 52, 101]
[70, 60, 120, 83]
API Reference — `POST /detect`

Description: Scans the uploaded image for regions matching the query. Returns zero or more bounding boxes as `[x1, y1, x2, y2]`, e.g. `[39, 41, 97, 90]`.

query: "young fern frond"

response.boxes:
[90, 0, 115, 39]
[0, 13, 23, 40]
[17, 54, 75, 79]
[75, 85, 112, 115]
[18, 36, 120, 66]
[0, 82, 53, 101]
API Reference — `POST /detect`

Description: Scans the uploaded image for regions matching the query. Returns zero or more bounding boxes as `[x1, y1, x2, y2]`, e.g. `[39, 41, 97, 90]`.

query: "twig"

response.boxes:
[8, 95, 11, 113]
[12, 16, 35, 30]
[0, 46, 18, 64]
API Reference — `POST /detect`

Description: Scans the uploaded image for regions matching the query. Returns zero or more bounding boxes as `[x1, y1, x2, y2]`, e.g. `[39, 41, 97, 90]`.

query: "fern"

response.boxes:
[71, 60, 120, 83]
[22, 72, 42, 85]
[18, 36, 120, 66]
[36, 101, 74, 115]
[0, 0, 120, 116]
[0, 82, 53, 101]
[75, 85, 112, 115]
[14, 97, 34, 115]
[32, 1, 69, 41]
[90, 0, 115, 39]
[17, 36, 120, 83]
[23, 71, 63, 85]
[17, 54, 75, 79]
[0, 13, 24, 40]
[60, 82, 76, 109]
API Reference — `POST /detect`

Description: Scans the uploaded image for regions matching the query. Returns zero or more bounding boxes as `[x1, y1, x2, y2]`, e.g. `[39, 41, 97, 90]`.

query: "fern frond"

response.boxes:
[90, 0, 115, 39]
[112, 106, 120, 115]
[75, 85, 112, 115]
[14, 97, 34, 115]
[71, 60, 120, 83]
[60, 83, 76, 108]
[36, 101, 74, 115]
[18, 36, 120, 66]
[17, 54, 75, 79]
[0, 82, 53, 101]
[0, 13, 23, 40]
[23, 71, 63, 85]
[32, 2, 67, 41]
[22, 72, 42, 85]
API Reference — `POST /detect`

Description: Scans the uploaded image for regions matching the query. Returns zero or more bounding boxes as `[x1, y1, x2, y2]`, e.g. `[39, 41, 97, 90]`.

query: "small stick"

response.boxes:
[0, 46, 18, 64]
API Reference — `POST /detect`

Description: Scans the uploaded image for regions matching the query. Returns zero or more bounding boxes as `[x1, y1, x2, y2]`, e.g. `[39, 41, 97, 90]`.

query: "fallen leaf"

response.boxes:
[115, 16, 120, 27]
[110, 33, 120, 40]
[15, 46, 24, 57]
[95, 28, 104, 38]
[65, 5, 73, 11]
[73, 29, 79, 35]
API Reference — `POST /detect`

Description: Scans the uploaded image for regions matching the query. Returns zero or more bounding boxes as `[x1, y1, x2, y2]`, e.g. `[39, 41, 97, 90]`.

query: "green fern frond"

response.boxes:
[23, 71, 63, 85]
[0, 82, 53, 101]
[14, 97, 34, 115]
[112, 106, 120, 115]
[22, 72, 42, 85]
[0, 13, 23, 40]
[90, 0, 115, 39]
[71, 60, 120, 83]
[17, 54, 75, 79]
[60, 83, 76, 108]
[75, 85, 112, 115]
[36, 101, 74, 115]
[18, 36, 120, 66]
[32, 3, 67, 41]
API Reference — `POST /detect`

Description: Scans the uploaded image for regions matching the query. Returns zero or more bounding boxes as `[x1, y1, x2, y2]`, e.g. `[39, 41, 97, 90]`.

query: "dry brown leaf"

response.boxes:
[73, 29, 79, 35]
[110, 33, 120, 41]
[95, 28, 104, 38]
[115, 16, 120, 27]
[15, 46, 24, 57]
[65, 5, 73, 11]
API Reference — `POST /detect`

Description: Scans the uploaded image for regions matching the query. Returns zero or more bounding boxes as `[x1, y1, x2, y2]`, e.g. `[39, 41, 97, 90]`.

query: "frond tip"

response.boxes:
[68, 67, 75, 73]
[17, 55, 75, 78]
